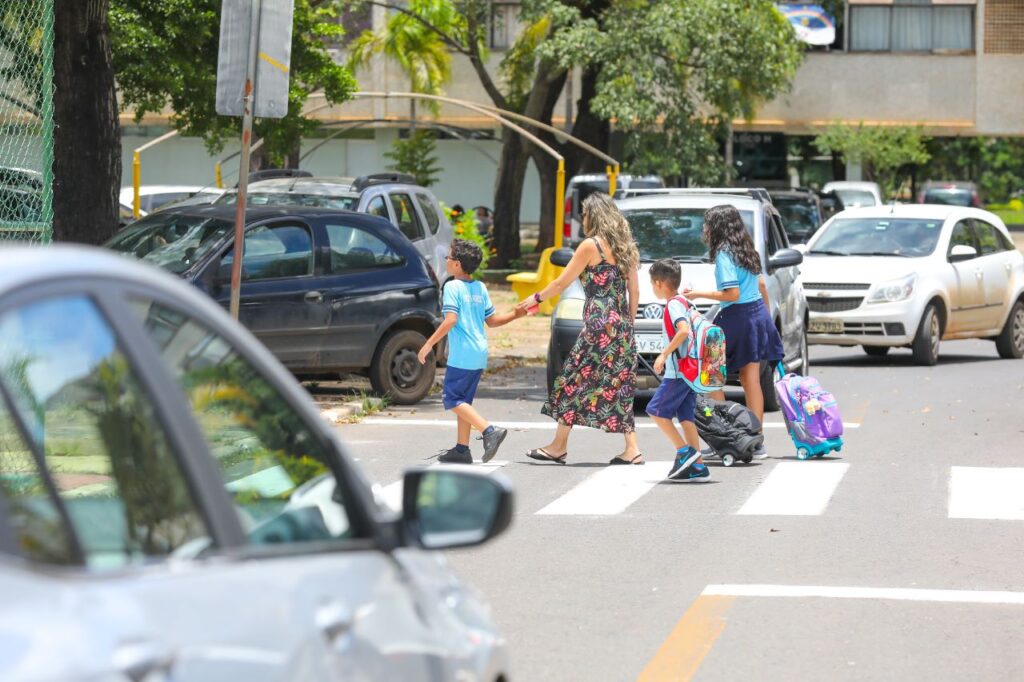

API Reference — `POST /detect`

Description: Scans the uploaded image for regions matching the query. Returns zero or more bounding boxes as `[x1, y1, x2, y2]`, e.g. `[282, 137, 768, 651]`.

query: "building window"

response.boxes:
[849, 1, 975, 52]
[489, 2, 522, 50]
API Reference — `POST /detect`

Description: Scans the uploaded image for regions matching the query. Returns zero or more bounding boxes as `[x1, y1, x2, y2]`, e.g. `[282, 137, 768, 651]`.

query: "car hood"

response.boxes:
[563, 262, 718, 307]
[800, 254, 920, 286]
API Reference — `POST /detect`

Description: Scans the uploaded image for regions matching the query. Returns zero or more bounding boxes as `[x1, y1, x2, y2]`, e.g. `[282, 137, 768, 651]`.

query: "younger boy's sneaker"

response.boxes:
[438, 447, 473, 464]
[752, 444, 769, 460]
[478, 426, 508, 462]
[667, 448, 701, 480]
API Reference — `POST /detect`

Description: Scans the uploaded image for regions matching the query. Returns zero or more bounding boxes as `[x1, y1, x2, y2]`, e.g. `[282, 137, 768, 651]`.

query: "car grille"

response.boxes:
[636, 302, 711, 320]
[808, 297, 864, 313]
[804, 282, 870, 291]
[842, 322, 886, 336]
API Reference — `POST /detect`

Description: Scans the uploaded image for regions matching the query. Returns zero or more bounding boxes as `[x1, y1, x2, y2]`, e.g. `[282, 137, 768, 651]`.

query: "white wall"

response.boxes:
[121, 130, 542, 222]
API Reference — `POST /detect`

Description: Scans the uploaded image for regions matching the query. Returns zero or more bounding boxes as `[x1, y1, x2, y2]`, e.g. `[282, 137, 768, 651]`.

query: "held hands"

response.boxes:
[653, 353, 667, 376]
[417, 343, 432, 365]
[513, 306, 528, 319]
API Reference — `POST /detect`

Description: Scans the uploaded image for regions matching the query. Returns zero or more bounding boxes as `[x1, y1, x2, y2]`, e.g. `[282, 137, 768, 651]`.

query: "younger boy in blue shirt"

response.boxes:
[647, 259, 710, 481]
[418, 239, 525, 463]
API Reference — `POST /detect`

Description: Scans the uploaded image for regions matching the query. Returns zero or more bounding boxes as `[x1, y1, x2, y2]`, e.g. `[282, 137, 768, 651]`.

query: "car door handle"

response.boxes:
[304, 290, 324, 303]
[113, 640, 174, 682]
[316, 600, 354, 643]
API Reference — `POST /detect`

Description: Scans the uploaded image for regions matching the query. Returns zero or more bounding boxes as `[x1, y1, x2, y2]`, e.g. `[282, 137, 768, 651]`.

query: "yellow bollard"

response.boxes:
[607, 164, 618, 196]
[214, 162, 223, 189]
[132, 151, 141, 218]
[555, 159, 565, 249]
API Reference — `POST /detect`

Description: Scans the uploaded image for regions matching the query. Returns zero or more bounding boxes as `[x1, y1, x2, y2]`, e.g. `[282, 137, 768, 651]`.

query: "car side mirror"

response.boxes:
[768, 247, 803, 272]
[792, 243, 808, 254]
[549, 248, 574, 267]
[949, 244, 977, 262]
[401, 468, 513, 550]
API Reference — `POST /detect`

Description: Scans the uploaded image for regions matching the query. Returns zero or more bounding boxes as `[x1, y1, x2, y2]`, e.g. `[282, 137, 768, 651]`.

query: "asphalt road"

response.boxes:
[332, 340, 1024, 681]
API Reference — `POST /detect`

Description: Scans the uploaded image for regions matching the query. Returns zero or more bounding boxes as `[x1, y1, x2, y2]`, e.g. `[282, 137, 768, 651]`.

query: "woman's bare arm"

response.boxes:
[516, 240, 598, 310]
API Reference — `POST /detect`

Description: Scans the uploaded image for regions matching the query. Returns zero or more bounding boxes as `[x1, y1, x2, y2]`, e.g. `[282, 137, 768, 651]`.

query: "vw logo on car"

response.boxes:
[643, 303, 664, 319]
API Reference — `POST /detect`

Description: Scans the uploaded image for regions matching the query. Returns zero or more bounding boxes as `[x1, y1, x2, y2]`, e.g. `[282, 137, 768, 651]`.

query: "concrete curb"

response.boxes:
[320, 397, 385, 424]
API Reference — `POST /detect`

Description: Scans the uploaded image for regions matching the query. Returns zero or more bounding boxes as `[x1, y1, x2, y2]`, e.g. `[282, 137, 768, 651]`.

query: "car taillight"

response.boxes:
[563, 196, 572, 240]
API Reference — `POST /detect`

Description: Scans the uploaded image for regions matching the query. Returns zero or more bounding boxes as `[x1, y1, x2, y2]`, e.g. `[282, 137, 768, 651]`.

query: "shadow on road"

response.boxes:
[811, 351, 1000, 368]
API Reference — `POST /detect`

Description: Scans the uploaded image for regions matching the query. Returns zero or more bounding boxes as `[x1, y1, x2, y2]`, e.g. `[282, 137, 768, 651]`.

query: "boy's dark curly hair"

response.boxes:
[450, 238, 483, 274]
[703, 205, 762, 275]
[649, 258, 681, 291]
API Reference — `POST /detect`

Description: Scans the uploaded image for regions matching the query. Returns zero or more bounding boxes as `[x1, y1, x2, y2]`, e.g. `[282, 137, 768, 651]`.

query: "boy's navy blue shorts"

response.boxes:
[443, 367, 484, 410]
[646, 378, 696, 423]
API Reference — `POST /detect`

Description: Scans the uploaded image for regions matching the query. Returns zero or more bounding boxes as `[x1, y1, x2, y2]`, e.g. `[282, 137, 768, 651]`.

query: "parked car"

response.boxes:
[547, 188, 808, 411]
[0, 244, 512, 682]
[216, 173, 454, 278]
[104, 204, 441, 404]
[800, 204, 1024, 364]
[768, 188, 825, 244]
[822, 181, 883, 207]
[563, 173, 665, 246]
[120, 185, 224, 214]
[917, 180, 982, 208]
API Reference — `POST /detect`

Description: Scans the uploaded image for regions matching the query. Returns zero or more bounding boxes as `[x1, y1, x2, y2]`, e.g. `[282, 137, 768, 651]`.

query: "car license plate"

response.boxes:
[636, 334, 665, 353]
[809, 318, 844, 334]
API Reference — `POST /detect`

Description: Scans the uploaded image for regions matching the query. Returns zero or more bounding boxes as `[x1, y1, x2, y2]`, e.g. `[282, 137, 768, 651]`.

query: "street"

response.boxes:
[333, 340, 1024, 681]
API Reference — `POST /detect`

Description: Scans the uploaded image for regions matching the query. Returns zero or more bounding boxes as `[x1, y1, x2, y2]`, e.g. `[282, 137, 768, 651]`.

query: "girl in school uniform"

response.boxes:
[683, 204, 785, 458]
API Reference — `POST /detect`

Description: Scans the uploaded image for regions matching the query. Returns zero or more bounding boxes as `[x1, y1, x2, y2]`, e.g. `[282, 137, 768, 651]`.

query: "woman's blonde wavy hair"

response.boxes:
[581, 193, 639, 272]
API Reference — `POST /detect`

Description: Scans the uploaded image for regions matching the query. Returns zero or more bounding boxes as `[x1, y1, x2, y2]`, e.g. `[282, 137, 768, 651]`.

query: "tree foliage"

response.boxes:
[535, 0, 804, 183]
[924, 137, 1024, 203]
[384, 130, 442, 186]
[110, 0, 357, 165]
[815, 123, 931, 199]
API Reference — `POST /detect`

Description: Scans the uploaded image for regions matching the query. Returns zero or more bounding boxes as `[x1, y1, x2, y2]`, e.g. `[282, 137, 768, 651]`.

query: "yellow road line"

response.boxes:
[259, 51, 288, 74]
[637, 595, 734, 682]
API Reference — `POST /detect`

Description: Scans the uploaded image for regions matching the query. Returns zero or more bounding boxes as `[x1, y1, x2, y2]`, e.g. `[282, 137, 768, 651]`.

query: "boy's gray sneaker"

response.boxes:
[478, 427, 508, 462]
[753, 444, 769, 460]
[438, 447, 473, 464]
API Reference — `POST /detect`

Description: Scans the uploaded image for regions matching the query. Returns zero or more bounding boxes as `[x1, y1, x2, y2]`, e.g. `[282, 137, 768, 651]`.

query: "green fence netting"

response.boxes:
[0, 0, 54, 243]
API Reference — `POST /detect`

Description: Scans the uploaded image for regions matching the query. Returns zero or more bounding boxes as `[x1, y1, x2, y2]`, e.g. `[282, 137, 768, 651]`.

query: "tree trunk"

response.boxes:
[565, 66, 610, 177]
[490, 131, 529, 268]
[53, 0, 120, 244]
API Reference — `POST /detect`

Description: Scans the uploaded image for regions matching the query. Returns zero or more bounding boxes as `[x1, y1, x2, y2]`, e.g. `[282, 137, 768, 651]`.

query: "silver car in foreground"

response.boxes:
[0, 246, 511, 682]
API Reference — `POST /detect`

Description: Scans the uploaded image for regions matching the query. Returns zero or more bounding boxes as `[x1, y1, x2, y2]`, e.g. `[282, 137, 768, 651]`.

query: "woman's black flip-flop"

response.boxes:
[527, 448, 567, 464]
[609, 453, 645, 465]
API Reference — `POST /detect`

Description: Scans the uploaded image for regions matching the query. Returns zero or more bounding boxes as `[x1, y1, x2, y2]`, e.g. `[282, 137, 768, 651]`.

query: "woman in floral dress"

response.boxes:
[515, 193, 643, 464]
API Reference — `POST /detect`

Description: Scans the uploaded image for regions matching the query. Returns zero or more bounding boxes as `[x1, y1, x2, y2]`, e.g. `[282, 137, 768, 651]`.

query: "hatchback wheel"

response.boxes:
[370, 329, 435, 405]
[760, 361, 780, 412]
[995, 299, 1024, 359]
[911, 304, 941, 366]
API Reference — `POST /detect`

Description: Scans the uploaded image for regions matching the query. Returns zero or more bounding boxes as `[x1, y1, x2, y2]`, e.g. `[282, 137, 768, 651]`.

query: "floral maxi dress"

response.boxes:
[543, 246, 637, 433]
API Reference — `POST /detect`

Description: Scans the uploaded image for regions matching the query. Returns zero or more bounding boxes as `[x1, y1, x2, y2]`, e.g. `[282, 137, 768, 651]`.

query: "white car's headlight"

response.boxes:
[867, 273, 917, 304]
[555, 298, 585, 320]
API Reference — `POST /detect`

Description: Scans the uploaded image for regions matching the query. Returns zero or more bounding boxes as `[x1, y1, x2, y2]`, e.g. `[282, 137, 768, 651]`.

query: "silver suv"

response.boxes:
[218, 172, 454, 277]
[547, 188, 809, 410]
[563, 173, 665, 246]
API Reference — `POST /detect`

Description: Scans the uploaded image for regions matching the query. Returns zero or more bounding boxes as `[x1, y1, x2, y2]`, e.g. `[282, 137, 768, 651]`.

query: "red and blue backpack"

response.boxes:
[662, 295, 728, 393]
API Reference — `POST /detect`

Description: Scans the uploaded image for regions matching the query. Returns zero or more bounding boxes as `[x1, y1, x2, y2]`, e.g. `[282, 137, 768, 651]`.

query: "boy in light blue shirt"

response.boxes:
[418, 239, 524, 464]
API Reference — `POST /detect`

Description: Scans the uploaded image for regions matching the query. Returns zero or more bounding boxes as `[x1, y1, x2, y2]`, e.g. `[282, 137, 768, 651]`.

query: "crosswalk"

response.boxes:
[375, 461, 1024, 521]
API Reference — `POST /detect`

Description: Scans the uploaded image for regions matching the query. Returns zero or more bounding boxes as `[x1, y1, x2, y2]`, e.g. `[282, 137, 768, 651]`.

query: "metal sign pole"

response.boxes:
[229, 0, 262, 320]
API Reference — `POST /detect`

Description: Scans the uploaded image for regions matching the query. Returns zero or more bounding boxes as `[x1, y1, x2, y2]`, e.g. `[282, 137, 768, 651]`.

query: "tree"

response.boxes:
[538, 0, 803, 188]
[110, 0, 357, 169]
[814, 123, 931, 200]
[924, 137, 1024, 203]
[53, 0, 122, 244]
[384, 130, 442, 186]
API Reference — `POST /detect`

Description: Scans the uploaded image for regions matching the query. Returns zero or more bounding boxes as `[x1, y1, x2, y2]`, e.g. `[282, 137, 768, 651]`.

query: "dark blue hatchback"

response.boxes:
[105, 205, 441, 404]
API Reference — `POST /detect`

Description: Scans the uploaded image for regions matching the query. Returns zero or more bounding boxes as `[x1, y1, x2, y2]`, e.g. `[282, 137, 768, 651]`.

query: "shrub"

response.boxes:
[441, 203, 489, 276]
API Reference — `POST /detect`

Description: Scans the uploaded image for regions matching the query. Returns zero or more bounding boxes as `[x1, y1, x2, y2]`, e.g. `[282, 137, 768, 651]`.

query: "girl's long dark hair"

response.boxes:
[703, 205, 762, 275]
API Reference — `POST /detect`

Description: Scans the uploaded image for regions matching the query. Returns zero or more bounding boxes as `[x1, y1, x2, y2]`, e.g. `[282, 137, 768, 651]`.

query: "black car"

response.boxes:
[768, 188, 825, 244]
[105, 205, 441, 404]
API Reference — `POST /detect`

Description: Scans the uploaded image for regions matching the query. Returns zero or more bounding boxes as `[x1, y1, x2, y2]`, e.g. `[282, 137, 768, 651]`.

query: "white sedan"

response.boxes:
[799, 204, 1024, 365]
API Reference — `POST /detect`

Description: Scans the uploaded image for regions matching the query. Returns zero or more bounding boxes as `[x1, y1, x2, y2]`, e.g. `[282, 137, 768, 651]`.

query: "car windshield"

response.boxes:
[809, 217, 942, 257]
[217, 191, 358, 211]
[833, 189, 877, 207]
[772, 197, 820, 237]
[105, 213, 234, 274]
[623, 208, 754, 261]
[923, 188, 972, 206]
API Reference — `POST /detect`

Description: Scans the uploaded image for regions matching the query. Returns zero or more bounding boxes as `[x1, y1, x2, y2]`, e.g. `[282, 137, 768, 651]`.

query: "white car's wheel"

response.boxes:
[995, 299, 1024, 359]
[911, 304, 941, 366]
